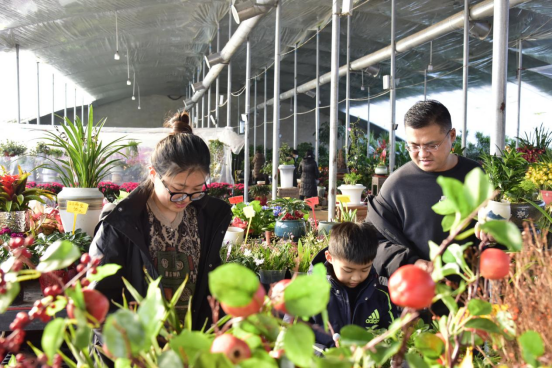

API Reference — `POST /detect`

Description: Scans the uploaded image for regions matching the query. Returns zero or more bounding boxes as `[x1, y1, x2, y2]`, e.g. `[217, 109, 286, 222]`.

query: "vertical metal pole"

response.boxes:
[16, 44, 21, 124]
[254, 77, 258, 151]
[191, 76, 195, 127]
[227, 0, 233, 128]
[516, 40, 522, 149]
[74, 87, 77, 122]
[328, 0, 340, 221]
[389, 0, 397, 173]
[238, 94, 240, 130]
[64, 83, 67, 120]
[87, 102, 89, 124]
[423, 69, 427, 101]
[207, 44, 212, 128]
[461, 0, 469, 153]
[315, 26, 320, 164]
[197, 67, 201, 128]
[264, 67, 268, 160]
[51, 74, 55, 125]
[490, 0, 509, 155]
[293, 43, 298, 149]
[244, 38, 251, 202]
[37, 61, 40, 125]
[345, 15, 351, 155]
[215, 23, 221, 127]
[81, 95, 84, 124]
[202, 57, 206, 128]
[272, 2, 281, 200]
[367, 87, 371, 157]
[264, 68, 267, 158]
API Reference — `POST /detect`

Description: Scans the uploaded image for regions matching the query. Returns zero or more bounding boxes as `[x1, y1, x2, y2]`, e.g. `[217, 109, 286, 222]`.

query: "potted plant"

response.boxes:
[277, 143, 296, 188]
[0, 140, 27, 174]
[98, 181, 121, 203]
[40, 106, 135, 236]
[526, 159, 552, 206]
[255, 242, 294, 284]
[270, 197, 307, 240]
[249, 184, 271, 206]
[260, 162, 272, 184]
[205, 182, 233, 201]
[338, 172, 366, 206]
[0, 166, 55, 232]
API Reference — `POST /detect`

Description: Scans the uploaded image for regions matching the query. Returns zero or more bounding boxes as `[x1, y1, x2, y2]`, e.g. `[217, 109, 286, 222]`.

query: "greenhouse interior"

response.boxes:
[1, 0, 552, 367]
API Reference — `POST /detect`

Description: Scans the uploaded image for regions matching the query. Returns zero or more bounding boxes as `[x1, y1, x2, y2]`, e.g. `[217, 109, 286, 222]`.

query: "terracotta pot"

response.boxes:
[265, 230, 273, 244]
[541, 190, 552, 206]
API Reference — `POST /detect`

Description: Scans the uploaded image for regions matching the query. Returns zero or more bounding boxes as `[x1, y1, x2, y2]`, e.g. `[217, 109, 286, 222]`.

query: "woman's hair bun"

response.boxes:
[165, 111, 193, 135]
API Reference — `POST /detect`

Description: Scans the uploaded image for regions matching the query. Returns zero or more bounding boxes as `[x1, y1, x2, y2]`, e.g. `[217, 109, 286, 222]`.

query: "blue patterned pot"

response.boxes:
[274, 220, 306, 240]
[318, 221, 338, 236]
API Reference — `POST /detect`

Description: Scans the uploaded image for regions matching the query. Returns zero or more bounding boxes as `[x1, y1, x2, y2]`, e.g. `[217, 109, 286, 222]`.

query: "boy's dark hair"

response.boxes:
[404, 100, 452, 133]
[328, 222, 378, 264]
[292, 149, 299, 155]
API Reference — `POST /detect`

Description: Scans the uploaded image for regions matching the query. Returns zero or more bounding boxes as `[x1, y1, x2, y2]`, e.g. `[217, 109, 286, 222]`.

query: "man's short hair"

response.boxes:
[292, 149, 299, 155]
[328, 222, 378, 265]
[404, 100, 452, 133]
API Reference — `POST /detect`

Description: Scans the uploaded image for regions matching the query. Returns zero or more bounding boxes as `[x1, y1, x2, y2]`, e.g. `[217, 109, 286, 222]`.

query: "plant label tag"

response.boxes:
[305, 197, 319, 208]
[229, 196, 244, 204]
[67, 201, 89, 215]
[336, 195, 351, 204]
[243, 206, 256, 219]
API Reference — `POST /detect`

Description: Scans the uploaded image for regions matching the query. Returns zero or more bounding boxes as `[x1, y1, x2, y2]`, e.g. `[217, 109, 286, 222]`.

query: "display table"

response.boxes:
[277, 187, 300, 199]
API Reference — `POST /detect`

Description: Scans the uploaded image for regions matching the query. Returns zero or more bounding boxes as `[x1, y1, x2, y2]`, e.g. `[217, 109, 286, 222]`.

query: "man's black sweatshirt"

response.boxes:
[366, 155, 481, 281]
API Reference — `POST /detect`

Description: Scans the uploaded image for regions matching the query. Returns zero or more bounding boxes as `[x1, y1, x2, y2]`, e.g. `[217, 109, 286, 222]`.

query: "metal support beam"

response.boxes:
[244, 38, 251, 202]
[490, 0, 509, 155]
[256, 0, 526, 110]
[345, 15, 351, 155]
[367, 87, 371, 157]
[197, 67, 201, 127]
[315, 26, 320, 163]
[202, 58, 206, 128]
[51, 74, 55, 125]
[389, 0, 396, 173]
[74, 87, 76, 122]
[254, 77, 258, 150]
[264, 67, 268, 158]
[328, 0, 340, 221]
[423, 69, 427, 100]
[461, 0, 469, 152]
[37, 62, 40, 125]
[64, 83, 67, 120]
[272, 2, 281, 201]
[227, 0, 233, 128]
[81, 95, 84, 124]
[216, 23, 221, 127]
[293, 43, 298, 149]
[16, 44, 21, 124]
[207, 44, 212, 127]
[516, 40, 522, 148]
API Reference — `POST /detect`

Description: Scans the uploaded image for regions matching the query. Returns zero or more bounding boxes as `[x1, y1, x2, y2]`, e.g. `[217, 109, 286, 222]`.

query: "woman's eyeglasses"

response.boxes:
[158, 174, 206, 203]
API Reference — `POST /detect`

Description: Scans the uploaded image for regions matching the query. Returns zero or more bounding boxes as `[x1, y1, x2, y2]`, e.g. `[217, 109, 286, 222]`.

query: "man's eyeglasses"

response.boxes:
[158, 174, 206, 203]
[405, 129, 452, 153]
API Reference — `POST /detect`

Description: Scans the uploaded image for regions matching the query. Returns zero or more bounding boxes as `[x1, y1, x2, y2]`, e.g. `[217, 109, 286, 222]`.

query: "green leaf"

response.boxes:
[115, 358, 132, 368]
[283, 324, 315, 368]
[339, 325, 374, 346]
[284, 272, 331, 317]
[468, 299, 492, 316]
[442, 243, 470, 274]
[463, 168, 494, 211]
[36, 240, 81, 272]
[158, 350, 184, 368]
[74, 325, 92, 351]
[122, 277, 144, 303]
[518, 330, 544, 367]
[0, 280, 20, 314]
[414, 332, 444, 359]
[240, 350, 279, 368]
[431, 198, 456, 215]
[86, 264, 121, 283]
[42, 318, 65, 363]
[480, 220, 522, 252]
[195, 352, 234, 368]
[441, 214, 456, 232]
[103, 310, 146, 358]
[46, 298, 67, 316]
[208, 263, 260, 307]
[464, 318, 502, 334]
[406, 352, 430, 368]
[169, 330, 212, 366]
[137, 278, 166, 339]
[238, 314, 281, 342]
[366, 341, 401, 366]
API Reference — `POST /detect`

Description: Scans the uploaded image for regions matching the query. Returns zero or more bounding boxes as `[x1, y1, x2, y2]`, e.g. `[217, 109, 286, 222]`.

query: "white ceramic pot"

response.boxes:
[338, 184, 367, 205]
[222, 226, 245, 246]
[257, 181, 266, 185]
[57, 187, 104, 237]
[110, 166, 124, 185]
[478, 200, 511, 223]
[278, 164, 295, 188]
[375, 165, 388, 175]
[41, 168, 59, 183]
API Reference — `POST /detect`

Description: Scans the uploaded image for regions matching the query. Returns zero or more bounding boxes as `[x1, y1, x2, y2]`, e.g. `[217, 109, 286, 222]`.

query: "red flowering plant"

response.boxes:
[0, 166, 55, 212]
[205, 182, 233, 201]
[269, 197, 308, 221]
[98, 181, 120, 203]
[36, 182, 64, 195]
[374, 137, 388, 167]
[233, 183, 245, 197]
[516, 123, 552, 163]
[120, 181, 139, 193]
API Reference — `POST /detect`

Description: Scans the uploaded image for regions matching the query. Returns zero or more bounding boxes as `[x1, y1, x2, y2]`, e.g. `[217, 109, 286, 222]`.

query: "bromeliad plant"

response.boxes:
[0, 166, 54, 212]
[269, 198, 308, 221]
[40, 106, 135, 188]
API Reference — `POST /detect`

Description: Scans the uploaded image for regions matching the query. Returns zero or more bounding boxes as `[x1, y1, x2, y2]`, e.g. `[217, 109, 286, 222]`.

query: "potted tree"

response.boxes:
[338, 172, 365, 205]
[40, 106, 135, 236]
[249, 184, 271, 206]
[277, 143, 296, 188]
[270, 197, 307, 240]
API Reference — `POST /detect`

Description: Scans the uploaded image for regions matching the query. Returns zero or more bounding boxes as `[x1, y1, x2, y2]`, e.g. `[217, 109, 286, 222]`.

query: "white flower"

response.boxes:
[254, 258, 264, 266]
[244, 249, 252, 257]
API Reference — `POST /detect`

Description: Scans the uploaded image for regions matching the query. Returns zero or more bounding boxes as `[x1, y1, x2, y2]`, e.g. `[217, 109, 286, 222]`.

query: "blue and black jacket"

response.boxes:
[309, 248, 399, 349]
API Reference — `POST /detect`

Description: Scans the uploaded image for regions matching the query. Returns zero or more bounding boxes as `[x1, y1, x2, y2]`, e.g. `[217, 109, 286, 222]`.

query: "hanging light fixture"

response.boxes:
[131, 71, 136, 100]
[126, 49, 131, 85]
[231, 0, 277, 25]
[427, 41, 434, 71]
[138, 84, 141, 109]
[114, 11, 120, 60]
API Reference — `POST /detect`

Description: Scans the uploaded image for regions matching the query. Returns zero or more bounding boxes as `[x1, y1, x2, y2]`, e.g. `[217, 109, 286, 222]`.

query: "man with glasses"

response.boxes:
[366, 100, 481, 282]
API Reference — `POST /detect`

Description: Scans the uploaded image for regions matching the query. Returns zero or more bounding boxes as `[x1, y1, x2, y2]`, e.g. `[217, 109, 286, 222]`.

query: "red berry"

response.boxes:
[80, 254, 91, 265]
[24, 236, 34, 247]
[90, 267, 97, 275]
[12, 260, 23, 272]
[76, 264, 85, 273]
[0, 287, 6, 294]
[92, 258, 101, 267]
[81, 278, 90, 287]
[44, 286, 52, 296]
[21, 249, 31, 259]
[8, 237, 24, 249]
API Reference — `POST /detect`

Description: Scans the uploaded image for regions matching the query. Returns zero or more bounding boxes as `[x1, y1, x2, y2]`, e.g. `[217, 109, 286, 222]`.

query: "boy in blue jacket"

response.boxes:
[310, 222, 398, 349]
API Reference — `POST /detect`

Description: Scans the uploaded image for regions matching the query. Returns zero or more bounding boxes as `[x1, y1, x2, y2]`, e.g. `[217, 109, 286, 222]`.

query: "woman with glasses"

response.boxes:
[89, 111, 232, 331]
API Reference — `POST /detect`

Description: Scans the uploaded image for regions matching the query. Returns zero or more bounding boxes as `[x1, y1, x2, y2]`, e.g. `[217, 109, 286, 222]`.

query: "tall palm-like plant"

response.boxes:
[41, 106, 135, 188]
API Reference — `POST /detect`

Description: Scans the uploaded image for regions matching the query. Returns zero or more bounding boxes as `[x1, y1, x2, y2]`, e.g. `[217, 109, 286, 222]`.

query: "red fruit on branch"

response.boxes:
[67, 289, 109, 324]
[479, 248, 510, 280]
[8, 237, 24, 249]
[220, 284, 266, 318]
[388, 265, 435, 309]
[270, 279, 292, 314]
[210, 334, 251, 364]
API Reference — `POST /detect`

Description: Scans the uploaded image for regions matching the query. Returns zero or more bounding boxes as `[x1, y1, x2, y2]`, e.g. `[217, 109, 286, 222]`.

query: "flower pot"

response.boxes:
[58, 187, 104, 237]
[510, 200, 546, 228]
[478, 200, 511, 223]
[265, 230, 273, 244]
[274, 219, 306, 240]
[338, 184, 366, 205]
[110, 166, 124, 185]
[0, 211, 29, 233]
[541, 190, 552, 206]
[317, 186, 326, 198]
[41, 168, 59, 183]
[259, 270, 286, 284]
[222, 226, 245, 246]
[278, 165, 295, 188]
[318, 221, 338, 236]
[257, 181, 266, 185]
[375, 165, 388, 175]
